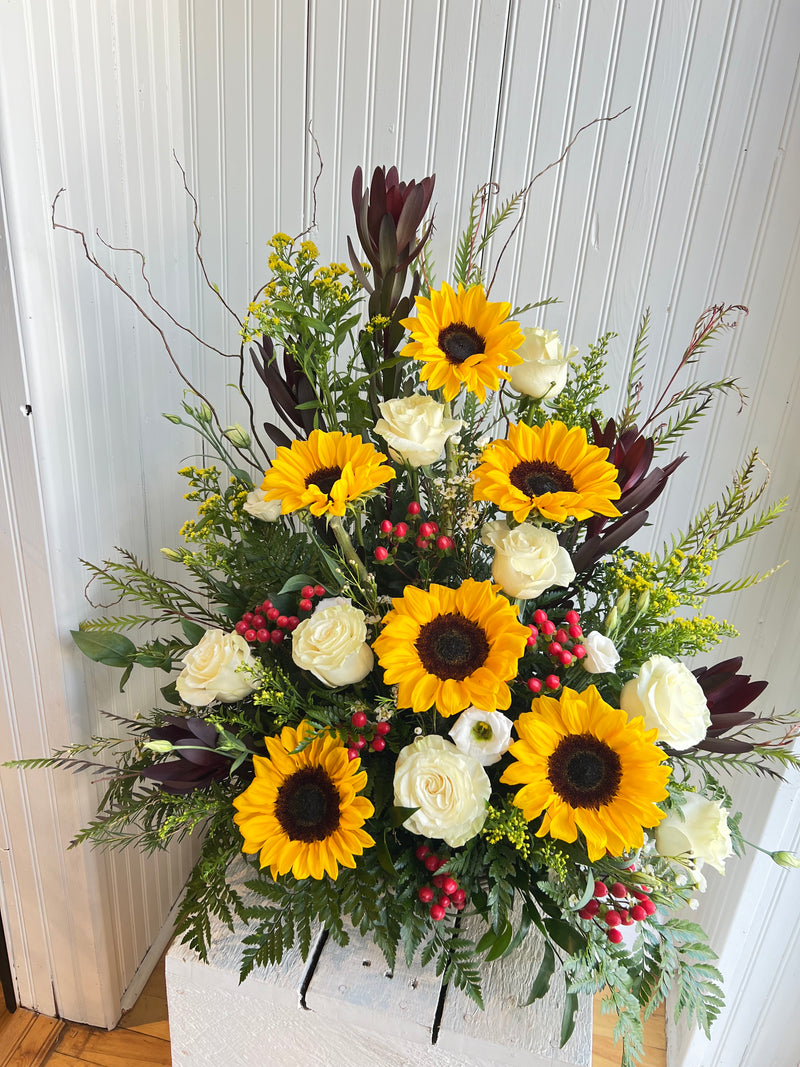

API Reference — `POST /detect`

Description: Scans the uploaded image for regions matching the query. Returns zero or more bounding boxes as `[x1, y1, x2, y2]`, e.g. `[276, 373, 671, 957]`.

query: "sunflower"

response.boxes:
[373, 579, 530, 717]
[262, 428, 395, 518]
[233, 722, 375, 880]
[400, 282, 524, 403]
[472, 420, 622, 524]
[500, 686, 671, 862]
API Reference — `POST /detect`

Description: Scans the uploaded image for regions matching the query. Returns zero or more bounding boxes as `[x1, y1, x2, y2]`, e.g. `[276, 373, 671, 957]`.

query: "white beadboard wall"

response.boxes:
[0, 0, 798, 1056]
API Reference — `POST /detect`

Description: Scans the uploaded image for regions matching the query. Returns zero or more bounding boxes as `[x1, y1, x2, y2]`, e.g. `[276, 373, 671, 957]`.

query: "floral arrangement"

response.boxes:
[28, 160, 800, 1066]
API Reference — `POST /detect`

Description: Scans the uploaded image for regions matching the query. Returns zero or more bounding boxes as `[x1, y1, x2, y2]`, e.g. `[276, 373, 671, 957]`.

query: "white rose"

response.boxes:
[448, 707, 514, 767]
[374, 395, 462, 468]
[393, 735, 490, 846]
[620, 654, 711, 750]
[508, 327, 578, 400]
[243, 488, 282, 522]
[291, 601, 374, 687]
[655, 794, 733, 890]
[481, 520, 575, 599]
[176, 629, 258, 706]
[581, 631, 620, 674]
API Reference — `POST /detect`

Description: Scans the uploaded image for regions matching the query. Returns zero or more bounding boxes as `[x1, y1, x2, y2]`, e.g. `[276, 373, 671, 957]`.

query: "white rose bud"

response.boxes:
[243, 487, 283, 522]
[393, 735, 490, 847]
[448, 707, 514, 767]
[374, 395, 462, 468]
[620, 655, 711, 750]
[508, 327, 578, 400]
[176, 629, 258, 706]
[291, 600, 374, 687]
[581, 631, 620, 674]
[655, 793, 733, 890]
[481, 520, 575, 599]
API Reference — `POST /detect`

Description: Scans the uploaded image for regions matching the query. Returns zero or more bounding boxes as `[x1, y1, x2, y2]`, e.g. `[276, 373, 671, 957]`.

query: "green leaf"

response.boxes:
[71, 629, 136, 667]
[180, 619, 206, 646]
[389, 805, 418, 828]
[523, 942, 556, 1005]
[278, 574, 318, 596]
[484, 919, 514, 962]
[375, 832, 397, 877]
[118, 663, 133, 693]
[543, 917, 586, 955]
[560, 990, 580, 1047]
[160, 681, 181, 706]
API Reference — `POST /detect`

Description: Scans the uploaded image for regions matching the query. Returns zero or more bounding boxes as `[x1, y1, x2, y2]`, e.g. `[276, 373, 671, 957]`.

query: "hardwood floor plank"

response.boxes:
[50, 1025, 170, 1067]
[2, 1015, 63, 1067]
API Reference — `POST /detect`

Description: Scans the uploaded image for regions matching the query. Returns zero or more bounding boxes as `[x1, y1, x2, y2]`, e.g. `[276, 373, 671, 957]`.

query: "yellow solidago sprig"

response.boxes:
[178, 465, 249, 544]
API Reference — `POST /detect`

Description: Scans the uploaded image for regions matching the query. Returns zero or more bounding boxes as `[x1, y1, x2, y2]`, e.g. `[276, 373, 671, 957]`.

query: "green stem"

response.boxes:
[442, 401, 457, 537]
[328, 515, 369, 587]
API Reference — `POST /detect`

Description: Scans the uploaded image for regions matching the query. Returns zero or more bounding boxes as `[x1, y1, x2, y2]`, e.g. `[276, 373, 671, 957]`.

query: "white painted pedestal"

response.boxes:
[166, 869, 592, 1067]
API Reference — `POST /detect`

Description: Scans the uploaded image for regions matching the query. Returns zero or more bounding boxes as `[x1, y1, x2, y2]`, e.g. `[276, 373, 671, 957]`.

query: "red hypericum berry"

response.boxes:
[594, 880, 608, 898]
[299, 598, 313, 612]
[256, 628, 270, 643]
[430, 904, 446, 921]
[607, 928, 624, 944]
[244, 629, 257, 642]
[351, 711, 368, 729]
[549, 642, 563, 656]
[572, 644, 586, 659]
[533, 608, 548, 625]
[261, 600, 273, 613]
[526, 634, 537, 647]
[632, 889, 650, 902]
[527, 678, 543, 693]
[243, 612, 255, 625]
[442, 877, 458, 896]
[435, 536, 452, 551]
[300, 585, 314, 599]
[642, 898, 657, 916]
[555, 629, 569, 645]
[415, 536, 430, 549]
[285, 616, 299, 631]
[453, 899, 466, 911]
[415, 844, 430, 860]
[266, 607, 280, 622]
[565, 609, 580, 625]
[276, 615, 289, 629]
[432, 874, 445, 889]
[610, 882, 627, 899]
[438, 895, 451, 909]
[407, 501, 421, 516]
[584, 898, 600, 916]
[451, 889, 466, 906]
[270, 629, 284, 644]
[235, 621, 248, 636]
[374, 546, 389, 562]
[424, 854, 440, 872]
[578, 907, 594, 920]
[569, 624, 583, 639]
[528, 625, 539, 641]
[371, 737, 386, 752]
[354, 736, 366, 750]
[375, 721, 391, 735]
[347, 747, 359, 761]
[380, 519, 394, 534]
[429, 522, 439, 534]
[545, 674, 561, 690]
[541, 620, 557, 636]
[393, 522, 409, 539]
[418, 886, 434, 903]
[251, 614, 265, 629]
[620, 911, 634, 926]
[605, 910, 622, 927]
[313, 584, 326, 597]
[559, 651, 574, 666]
[419, 522, 434, 538]
[630, 905, 647, 922]
[433, 856, 446, 871]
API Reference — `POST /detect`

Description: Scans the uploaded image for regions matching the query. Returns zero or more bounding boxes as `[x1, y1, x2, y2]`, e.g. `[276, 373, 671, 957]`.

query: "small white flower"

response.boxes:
[481, 520, 575, 599]
[620, 655, 710, 750]
[581, 631, 620, 674]
[508, 327, 578, 400]
[291, 600, 374, 688]
[393, 735, 490, 847]
[243, 488, 283, 522]
[655, 793, 733, 891]
[374, 395, 462, 468]
[448, 707, 514, 766]
[176, 629, 258, 706]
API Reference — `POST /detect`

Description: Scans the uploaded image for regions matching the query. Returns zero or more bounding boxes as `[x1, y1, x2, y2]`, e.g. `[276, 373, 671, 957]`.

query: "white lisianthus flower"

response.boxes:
[508, 327, 578, 400]
[655, 794, 733, 890]
[176, 629, 258, 706]
[374, 395, 462, 468]
[448, 707, 514, 766]
[291, 600, 374, 687]
[393, 735, 490, 846]
[243, 488, 283, 522]
[620, 655, 711, 750]
[480, 520, 575, 599]
[581, 631, 620, 674]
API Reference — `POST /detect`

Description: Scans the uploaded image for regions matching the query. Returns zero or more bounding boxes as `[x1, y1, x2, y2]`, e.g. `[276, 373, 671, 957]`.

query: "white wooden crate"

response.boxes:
[166, 867, 592, 1067]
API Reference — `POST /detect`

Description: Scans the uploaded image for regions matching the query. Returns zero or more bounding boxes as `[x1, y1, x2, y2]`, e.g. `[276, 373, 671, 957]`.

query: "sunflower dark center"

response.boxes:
[274, 766, 341, 842]
[547, 733, 622, 809]
[305, 465, 343, 498]
[415, 612, 490, 681]
[509, 460, 575, 498]
[438, 322, 485, 365]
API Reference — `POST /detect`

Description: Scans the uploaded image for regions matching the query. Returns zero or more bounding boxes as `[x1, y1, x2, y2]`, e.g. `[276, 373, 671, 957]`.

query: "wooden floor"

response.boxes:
[0, 955, 666, 1066]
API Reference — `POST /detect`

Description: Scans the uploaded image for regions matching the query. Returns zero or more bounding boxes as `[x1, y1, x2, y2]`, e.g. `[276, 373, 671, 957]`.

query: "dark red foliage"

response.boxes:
[140, 715, 231, 795]
[690, 656, 768, 753]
